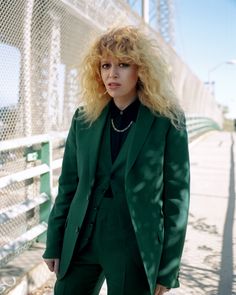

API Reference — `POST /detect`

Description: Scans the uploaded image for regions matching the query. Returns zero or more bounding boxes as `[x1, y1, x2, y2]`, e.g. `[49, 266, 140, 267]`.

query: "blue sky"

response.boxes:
[0, 45, 20, 107]
[174, 0, 236, 118]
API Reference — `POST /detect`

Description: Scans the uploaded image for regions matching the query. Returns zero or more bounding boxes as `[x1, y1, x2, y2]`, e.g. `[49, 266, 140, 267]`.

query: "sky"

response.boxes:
[1, 0, 236, 118]
[0, 45, 20, 108]
[174, 0, 236, 118]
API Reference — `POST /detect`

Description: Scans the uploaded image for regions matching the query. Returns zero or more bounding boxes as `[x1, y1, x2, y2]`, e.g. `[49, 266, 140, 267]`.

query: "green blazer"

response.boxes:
[43, 103, 190, 294]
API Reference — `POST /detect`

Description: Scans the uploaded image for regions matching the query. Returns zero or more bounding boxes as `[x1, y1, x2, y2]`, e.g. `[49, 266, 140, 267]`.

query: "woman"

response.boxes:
[43, 26, 190, 295]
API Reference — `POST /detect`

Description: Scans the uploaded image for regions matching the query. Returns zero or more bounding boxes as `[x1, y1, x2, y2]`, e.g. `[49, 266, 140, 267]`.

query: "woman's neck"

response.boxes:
[113, 96, 137, 111]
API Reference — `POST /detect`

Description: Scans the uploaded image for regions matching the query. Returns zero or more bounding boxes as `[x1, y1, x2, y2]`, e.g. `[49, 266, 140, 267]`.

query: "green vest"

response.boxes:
[77, 116, 135, 249]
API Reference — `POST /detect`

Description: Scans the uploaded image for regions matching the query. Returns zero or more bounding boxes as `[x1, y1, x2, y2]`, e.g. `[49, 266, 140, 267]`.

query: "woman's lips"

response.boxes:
[107, 82, 121, 89]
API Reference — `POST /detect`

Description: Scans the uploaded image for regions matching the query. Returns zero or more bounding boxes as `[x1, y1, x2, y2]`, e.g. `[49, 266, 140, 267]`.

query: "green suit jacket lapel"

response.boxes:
[126, 104, 155, 177]
[86, 102, 155, 185]
[88, 104, 109, 185]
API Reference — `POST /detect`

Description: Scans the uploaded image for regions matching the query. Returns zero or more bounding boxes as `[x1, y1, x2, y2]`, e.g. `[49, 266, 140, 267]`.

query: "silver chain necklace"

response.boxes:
[111, 118, 133, 133]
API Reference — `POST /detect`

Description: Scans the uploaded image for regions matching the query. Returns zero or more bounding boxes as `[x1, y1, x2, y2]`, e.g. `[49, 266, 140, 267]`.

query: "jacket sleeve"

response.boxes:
[43, 110, 79, 259]
[156, 119, 190, 288]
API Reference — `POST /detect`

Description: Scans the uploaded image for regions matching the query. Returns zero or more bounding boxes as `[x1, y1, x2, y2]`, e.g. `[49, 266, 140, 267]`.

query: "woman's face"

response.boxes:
[100, 56, 139, 102]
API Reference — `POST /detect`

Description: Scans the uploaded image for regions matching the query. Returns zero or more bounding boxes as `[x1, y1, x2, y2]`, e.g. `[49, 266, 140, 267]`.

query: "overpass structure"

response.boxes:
[0, 1, 225, 294]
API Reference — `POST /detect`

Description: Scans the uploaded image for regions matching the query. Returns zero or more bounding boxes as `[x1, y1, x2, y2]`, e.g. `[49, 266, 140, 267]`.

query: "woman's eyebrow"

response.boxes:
[100, 59, 110, 63]
[100, 58, 130, 64]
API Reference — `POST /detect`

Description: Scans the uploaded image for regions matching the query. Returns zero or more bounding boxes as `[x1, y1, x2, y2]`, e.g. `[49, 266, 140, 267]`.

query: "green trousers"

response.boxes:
[54, 197, 151, 295]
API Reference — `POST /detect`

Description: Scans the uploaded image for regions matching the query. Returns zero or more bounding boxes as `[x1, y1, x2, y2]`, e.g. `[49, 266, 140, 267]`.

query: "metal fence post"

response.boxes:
[38, 139, 52, 242]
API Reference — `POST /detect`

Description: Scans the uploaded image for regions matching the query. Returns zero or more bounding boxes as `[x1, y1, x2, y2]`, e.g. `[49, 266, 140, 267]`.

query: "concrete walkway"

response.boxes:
[168, 131, 236, 295]
[99, 131, 236, 295]
[4, 131, 236, 295]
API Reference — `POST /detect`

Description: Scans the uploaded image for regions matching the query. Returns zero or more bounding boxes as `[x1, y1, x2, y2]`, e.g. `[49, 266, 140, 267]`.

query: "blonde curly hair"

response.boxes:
[79, 26, 184, 127]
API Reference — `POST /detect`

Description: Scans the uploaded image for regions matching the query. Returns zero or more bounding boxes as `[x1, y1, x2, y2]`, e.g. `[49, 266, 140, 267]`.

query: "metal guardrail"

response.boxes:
[187, 116, 220, 141]
[0, 135, 52, 266]
[0, 116, 220, 266]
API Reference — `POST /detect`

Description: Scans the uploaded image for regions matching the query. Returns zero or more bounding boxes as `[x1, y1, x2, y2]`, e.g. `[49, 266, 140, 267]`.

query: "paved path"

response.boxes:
[30, 131, 236, 295]
[168, 131, 236, 295]
[100, 132, 236, 295]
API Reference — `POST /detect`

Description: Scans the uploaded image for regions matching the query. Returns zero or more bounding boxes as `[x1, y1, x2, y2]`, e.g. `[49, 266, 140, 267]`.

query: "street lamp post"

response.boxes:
[207, 59, 236, 95]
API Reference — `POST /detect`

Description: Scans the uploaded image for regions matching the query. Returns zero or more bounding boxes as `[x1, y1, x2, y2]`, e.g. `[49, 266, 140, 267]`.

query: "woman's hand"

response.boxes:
[154, 284, 170, 295]
[44, 258, 60, 275]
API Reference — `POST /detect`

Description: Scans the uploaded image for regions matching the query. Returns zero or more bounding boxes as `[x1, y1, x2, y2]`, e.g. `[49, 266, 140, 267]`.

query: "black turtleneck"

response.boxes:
[110, 98, 140, 163]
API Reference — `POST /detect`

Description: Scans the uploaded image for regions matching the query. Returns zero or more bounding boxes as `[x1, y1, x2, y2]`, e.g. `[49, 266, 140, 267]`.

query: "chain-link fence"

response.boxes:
[0, 0, 223, 277]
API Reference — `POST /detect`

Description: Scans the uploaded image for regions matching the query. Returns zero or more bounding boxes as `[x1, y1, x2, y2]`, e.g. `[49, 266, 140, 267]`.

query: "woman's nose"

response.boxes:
[109, 66, 118, 78]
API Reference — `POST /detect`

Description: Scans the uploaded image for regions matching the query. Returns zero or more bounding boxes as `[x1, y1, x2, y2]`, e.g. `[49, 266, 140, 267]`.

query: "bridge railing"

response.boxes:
[186, 116, 220, 140]
[0, 116, 220, 267]
[0, 135, 51, 267]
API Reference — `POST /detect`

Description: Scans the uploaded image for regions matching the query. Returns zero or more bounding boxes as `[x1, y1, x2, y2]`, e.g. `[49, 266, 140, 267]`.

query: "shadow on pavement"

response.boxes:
[217, 134, 235, 295]
[179, 263, 236, 295]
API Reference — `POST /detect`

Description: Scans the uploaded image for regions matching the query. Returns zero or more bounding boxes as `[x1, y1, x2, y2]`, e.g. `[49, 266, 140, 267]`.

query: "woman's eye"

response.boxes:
[119, 63, 129, 67]
[101, 63, 110, 69]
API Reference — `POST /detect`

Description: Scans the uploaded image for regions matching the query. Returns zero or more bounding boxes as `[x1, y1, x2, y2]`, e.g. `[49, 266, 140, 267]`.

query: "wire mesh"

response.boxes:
[0, 0, 141, 266]
[0, 0, 223, 270]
